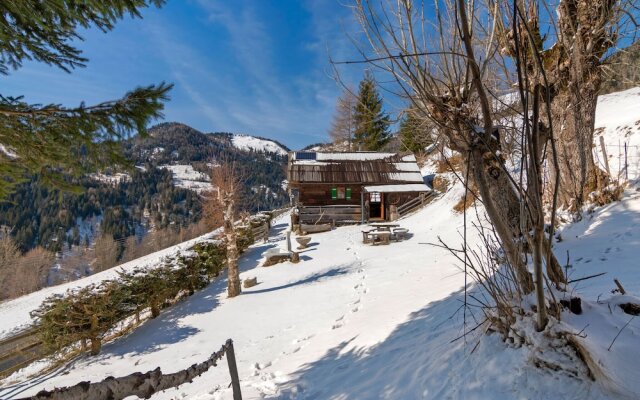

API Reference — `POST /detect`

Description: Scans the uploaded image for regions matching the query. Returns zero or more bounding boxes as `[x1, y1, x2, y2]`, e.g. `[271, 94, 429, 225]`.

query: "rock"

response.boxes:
[243, 277, 258, 288]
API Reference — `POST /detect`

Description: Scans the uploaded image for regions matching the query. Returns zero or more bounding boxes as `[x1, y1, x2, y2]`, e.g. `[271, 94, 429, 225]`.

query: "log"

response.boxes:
[25, 341, 232, 400]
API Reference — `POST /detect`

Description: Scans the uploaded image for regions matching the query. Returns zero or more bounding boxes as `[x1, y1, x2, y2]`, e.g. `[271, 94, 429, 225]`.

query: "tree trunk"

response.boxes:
[467, 147, 535, 294]
[224, 200, 241, 298]
[550, 90, 607, 212]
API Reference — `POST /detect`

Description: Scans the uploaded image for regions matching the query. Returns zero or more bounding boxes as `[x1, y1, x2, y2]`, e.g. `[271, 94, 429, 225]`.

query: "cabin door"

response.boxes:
[368, 192, 384, 220]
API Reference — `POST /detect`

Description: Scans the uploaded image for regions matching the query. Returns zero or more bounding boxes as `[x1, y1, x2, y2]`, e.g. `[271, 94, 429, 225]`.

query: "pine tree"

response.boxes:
[0, 1, 172, 199]
[353, 72, 390, 151]
[399, 111, 434, 154]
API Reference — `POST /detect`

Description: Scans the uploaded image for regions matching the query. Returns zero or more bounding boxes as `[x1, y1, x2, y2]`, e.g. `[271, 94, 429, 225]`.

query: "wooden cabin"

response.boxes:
[287, 151, 432, 225]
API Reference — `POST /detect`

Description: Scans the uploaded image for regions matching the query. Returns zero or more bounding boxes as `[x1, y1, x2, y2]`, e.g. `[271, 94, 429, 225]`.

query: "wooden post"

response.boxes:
[226, 340, 242, 400]
[360, 190, 365, 224]
[286, 230, 292, 252]
[600, 136, 611, 175]
[624, 142, 628, 181]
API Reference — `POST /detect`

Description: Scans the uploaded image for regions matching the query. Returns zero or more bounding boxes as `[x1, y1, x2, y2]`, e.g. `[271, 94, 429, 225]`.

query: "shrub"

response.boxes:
[31, 241, 227, 355]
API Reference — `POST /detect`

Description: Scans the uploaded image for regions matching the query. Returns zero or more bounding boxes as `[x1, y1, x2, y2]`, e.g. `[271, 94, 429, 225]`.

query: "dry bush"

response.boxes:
[8, 246, 54, 298]
[453, 193, 477, 213]
[93, 234, 119, 273]
[435, 154, 464, 173]
[0, 236, 21, 299]
[432, 175, 451, 192]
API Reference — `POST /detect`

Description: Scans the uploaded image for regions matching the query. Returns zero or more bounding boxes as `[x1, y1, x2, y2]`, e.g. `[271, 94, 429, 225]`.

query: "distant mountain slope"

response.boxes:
[0, 122, 289, 253]
[601, 41, 640, 95]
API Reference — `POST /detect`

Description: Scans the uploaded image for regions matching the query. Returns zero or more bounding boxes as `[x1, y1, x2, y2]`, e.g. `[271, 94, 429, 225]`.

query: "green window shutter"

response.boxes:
[346, 187, 352, 200]
[331, 187, 337, 199]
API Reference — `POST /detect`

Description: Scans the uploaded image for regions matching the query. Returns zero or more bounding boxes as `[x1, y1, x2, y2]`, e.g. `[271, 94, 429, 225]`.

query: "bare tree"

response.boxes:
[93, 233, 119, 273]
[497, 0, 633, 213]
[0, 236, 21, 299]
[210, 160, 242, 298]
[328, 88, 357, 149]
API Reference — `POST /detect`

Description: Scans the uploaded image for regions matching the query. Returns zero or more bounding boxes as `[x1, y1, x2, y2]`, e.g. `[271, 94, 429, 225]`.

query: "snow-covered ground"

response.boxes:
[1, 89, 640, 399]
[3, 179, 639, 399]
[232, 134, 288, 156]
[594, 87, 640, 181]
[160, 164, 213, 193]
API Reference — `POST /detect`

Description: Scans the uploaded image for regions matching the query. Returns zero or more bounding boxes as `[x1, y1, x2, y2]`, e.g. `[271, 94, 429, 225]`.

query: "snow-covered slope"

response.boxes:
[159, 164, 213, 193]
[4, 178, 639, 399]
[594, 87, 640, 181]
[0, 231, 219, 339]
[232, 134, 288, 156]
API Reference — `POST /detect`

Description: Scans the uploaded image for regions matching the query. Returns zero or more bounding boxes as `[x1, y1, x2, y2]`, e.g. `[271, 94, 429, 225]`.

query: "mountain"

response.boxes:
[0, 123, 290, 254]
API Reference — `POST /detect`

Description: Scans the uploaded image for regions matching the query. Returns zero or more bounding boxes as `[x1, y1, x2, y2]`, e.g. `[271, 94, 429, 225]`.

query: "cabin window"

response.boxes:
[331, 187, 352, 200]
[370, 192, 381, 203]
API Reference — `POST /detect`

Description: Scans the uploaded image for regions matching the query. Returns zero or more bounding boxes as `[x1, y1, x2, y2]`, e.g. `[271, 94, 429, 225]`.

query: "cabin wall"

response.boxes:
[298, 184, 362, 206]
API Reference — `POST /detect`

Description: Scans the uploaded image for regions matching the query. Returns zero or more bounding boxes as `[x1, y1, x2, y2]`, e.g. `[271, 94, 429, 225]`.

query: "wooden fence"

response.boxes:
[298, 205, 362, 225]
[397, 192, 436, 217]
[12, 339, 242, 400]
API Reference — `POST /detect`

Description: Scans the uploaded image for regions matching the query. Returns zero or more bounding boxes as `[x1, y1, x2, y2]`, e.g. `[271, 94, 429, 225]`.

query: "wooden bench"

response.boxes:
[391, 228, 409, 241]
[262, 248, 293, 267]
[369, 231, 391, 245]
[362, 229, 375, 244]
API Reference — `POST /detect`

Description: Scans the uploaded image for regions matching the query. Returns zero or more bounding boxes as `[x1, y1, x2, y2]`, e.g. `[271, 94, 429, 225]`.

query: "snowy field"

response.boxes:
[1, 89, 640, 399]
[3, 180, 639, 399]
[232, 134, 288, 156]
[160, 164, 213, 193]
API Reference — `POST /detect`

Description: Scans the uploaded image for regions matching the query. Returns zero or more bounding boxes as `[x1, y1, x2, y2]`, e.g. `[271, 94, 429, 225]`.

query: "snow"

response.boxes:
[4, 179, 637, 399]
[363, 183, 431, 193]
[594, 87, 640, 181]
[0, 144, 17, 159]
[89, 172, 131, 185]
[160, 164, 213, 193]
[232, 135, 288, 156]
[315, 152, 396, 161]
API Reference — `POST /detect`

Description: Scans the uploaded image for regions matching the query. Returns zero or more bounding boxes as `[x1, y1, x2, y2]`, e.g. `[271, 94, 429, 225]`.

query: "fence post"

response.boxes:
[599, 136, 611, 175]
[226, 340, 242, 400]
[625, 142, 629, 181]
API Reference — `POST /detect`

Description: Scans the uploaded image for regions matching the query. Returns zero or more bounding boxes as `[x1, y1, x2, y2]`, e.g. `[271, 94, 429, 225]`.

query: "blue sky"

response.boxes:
[2, 0, 378, 150]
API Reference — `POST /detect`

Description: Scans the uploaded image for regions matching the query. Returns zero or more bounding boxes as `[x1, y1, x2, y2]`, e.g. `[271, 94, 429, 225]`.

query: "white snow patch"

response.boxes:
[232, 135, 287, 156]
[159, 164, 213, 193]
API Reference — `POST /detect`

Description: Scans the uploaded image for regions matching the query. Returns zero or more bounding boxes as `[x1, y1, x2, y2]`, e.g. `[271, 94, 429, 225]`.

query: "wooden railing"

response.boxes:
[298, 205, 361, 225]
[396, 192, 436, 217]
[12, 339, 242, 400]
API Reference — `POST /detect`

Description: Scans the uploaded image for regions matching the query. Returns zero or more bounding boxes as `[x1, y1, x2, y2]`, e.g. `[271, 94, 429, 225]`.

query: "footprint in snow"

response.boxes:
[332, 321, 344, 329]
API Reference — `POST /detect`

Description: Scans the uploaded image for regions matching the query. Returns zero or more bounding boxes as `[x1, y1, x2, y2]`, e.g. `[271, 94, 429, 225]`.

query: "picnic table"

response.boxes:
[367, 222, 400, 232]
[362, 223, 408, 244]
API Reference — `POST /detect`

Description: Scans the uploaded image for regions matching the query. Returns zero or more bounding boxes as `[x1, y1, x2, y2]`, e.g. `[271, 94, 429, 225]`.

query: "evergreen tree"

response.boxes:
[353, 72, 390, 151]
[399, 110, 434, 154]
[0, 1, 172, 199]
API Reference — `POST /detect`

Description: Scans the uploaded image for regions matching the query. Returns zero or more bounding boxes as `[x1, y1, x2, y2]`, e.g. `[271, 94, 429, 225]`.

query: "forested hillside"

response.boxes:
[0, 123, 289, 254]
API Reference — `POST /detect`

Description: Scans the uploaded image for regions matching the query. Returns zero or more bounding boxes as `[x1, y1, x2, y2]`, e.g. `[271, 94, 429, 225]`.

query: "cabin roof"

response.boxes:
[287, 151, 425, 185]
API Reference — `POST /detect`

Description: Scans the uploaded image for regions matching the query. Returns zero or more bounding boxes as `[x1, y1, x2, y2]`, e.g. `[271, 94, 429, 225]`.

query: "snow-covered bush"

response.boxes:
[30, 241, 227, 356]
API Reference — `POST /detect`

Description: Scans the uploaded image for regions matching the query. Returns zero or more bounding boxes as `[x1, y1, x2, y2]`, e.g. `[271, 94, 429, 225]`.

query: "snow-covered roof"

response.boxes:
[363, 184, 431, 193]
[288, 152, 424, 185]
